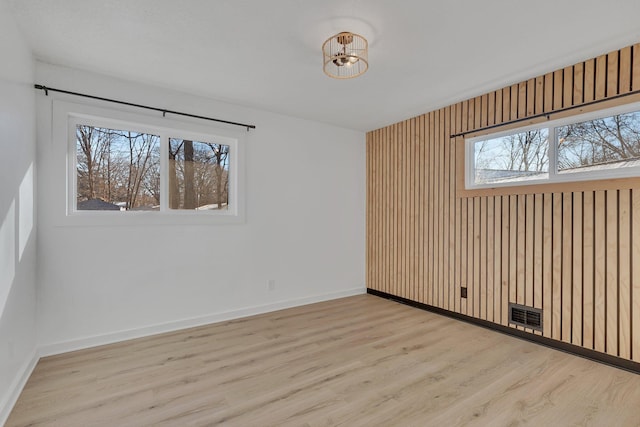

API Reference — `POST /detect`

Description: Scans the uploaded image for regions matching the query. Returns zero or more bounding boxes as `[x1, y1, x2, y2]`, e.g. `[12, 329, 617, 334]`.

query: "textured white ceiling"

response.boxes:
[7, 0, 640, 131]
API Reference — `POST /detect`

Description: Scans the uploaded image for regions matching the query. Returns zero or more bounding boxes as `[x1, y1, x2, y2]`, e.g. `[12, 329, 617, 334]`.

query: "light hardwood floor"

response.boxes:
[7, 295, 640, 426]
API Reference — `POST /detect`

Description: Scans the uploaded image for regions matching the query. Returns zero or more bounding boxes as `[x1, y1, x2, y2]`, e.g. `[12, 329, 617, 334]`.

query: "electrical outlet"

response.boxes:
[461, 287, 468, 298]
[268, 279, 276, 291]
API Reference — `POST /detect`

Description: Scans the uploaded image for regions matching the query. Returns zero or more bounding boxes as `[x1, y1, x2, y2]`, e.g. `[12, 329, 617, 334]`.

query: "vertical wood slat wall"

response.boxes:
[366, 43, 640, 363]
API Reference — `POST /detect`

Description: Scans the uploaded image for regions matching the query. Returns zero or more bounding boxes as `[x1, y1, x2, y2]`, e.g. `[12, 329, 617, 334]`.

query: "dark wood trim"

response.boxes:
[367, 288, 640, 375]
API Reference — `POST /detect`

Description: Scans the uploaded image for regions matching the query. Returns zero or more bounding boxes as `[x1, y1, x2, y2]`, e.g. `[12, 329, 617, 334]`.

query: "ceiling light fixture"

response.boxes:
[322, 31, 368, 79]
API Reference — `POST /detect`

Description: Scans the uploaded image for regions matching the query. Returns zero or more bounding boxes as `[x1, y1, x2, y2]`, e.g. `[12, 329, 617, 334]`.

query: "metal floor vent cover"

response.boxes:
[509, 303, 543, 331]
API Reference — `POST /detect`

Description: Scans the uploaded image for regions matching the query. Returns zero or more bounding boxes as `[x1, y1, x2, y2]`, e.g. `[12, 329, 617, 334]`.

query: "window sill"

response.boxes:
[456, 175, 640, 198]
[57, 210, 245, 227]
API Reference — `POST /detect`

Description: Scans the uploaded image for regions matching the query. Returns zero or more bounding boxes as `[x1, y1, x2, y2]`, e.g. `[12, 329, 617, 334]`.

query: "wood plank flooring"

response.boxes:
[7, 295, 640, 426]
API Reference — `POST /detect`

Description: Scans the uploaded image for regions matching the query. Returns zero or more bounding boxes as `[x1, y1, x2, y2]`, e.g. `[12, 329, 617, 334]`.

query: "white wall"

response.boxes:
[0, 0, 38, 422]
[36, 63, 366, 353]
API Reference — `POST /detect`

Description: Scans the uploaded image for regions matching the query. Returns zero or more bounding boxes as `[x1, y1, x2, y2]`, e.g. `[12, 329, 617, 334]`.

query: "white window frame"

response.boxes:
[53, 100, 246, 226]
[465, 101, 640, 190]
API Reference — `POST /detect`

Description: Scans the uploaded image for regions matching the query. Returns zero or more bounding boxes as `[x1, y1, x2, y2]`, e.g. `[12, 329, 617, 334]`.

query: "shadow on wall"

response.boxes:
[0, 163, 34, 319]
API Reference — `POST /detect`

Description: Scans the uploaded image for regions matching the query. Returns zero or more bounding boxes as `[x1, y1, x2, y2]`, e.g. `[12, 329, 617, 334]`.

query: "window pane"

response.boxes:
[168, 139, 230, 210]
[557, 111, 640, 174]
[76, 125, 160, 211]
[473, 129, 549, 185]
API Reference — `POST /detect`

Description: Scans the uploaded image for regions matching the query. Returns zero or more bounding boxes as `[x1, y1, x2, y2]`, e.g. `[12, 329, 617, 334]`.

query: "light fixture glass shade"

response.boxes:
[322, 32, 368, 79]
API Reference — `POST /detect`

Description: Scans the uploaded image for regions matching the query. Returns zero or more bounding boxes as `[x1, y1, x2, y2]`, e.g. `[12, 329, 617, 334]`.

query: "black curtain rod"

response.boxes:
[34, 84, 256, 131]
[450, 88, 640, 139]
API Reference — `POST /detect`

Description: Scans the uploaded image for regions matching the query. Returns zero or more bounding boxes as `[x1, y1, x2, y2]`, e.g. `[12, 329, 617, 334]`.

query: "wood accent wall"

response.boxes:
[366, 43, 640, 362]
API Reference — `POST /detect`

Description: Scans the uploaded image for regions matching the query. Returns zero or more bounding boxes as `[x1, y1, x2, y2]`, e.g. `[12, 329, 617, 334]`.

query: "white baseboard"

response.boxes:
[39, 287, 366, 357]
[0, 350, 39, 426]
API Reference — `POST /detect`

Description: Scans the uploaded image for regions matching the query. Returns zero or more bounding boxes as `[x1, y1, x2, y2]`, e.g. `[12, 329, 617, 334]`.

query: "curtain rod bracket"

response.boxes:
[34, 84, 49, 96]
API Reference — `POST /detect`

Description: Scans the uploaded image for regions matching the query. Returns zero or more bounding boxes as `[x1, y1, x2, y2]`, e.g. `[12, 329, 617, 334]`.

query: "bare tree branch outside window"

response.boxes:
[557, 111, 640, 173]
[168, 138, 230, 210]
[76, 125, 160, 210]
[474, 129, 549, 185]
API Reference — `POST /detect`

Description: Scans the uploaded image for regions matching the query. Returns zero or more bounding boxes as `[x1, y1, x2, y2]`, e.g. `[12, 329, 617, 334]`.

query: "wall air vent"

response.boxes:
[509, 303, 542, 331]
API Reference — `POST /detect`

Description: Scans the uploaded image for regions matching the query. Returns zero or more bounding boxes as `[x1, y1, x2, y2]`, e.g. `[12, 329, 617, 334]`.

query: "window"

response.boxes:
[76, 125, 161, 211]
[466, 102, 640, 189]
[168, 139, 230, 210]
[55, 100, 244, 225]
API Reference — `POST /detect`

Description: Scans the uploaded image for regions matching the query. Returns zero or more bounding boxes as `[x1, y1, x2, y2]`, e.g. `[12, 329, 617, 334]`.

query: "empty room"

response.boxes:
[2, 0, 640, 425]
